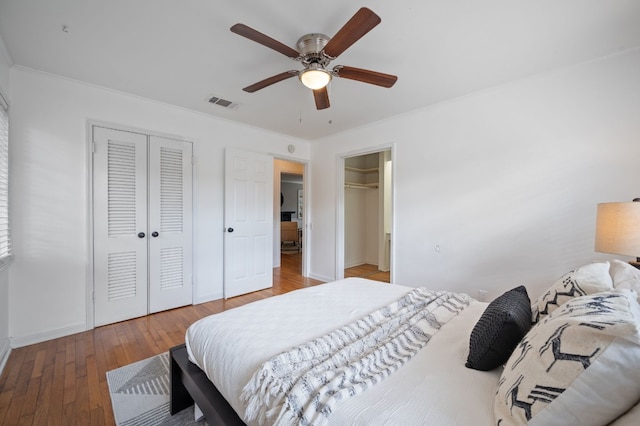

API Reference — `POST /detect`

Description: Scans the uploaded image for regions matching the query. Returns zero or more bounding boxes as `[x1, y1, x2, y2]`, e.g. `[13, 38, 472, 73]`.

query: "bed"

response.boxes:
[171, 262, 640, 426]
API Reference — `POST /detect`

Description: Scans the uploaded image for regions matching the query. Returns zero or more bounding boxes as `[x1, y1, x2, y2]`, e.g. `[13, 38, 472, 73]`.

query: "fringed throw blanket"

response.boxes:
[241, 288, 472, 426]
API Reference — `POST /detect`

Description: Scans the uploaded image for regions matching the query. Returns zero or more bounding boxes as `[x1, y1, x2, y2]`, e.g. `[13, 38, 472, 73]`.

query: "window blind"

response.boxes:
[0, 92, 12, 269]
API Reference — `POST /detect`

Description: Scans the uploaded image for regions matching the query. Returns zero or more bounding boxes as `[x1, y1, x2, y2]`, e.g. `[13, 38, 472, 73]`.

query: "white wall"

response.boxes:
[344, 187, 379, 268]
[8, 67, 309, 346]
[0, 35, 10, 92]
[0, 34, 11, 373]
[344, 187, 367, 268]
[365, 188, 379, 265]
[309, 48, 640, 301]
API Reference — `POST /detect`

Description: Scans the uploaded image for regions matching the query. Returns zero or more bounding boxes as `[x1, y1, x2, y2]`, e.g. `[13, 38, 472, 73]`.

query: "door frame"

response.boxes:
[86, 120, 195, 330]
[335, 143, 396, 282]
[272, 156, 309, 278]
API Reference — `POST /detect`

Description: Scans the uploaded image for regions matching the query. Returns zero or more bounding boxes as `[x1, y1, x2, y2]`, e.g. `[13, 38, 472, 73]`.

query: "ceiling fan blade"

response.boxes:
[230, 23, 300, 59]
[313, 87, 330, 110]
[334, 66, 397, 88]
[243, 71, 298, 93]
[323, 8, 381, 58]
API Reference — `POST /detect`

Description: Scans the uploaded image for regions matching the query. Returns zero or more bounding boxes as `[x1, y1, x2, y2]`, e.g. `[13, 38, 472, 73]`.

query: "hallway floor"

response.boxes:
[280, 253, 390, 283]
[344, 263, 390, 283]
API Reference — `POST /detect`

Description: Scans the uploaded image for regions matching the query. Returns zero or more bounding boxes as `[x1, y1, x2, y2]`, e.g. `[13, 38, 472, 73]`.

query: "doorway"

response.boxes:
[274, 159, 305, 276]
[341, 149, 392, 283]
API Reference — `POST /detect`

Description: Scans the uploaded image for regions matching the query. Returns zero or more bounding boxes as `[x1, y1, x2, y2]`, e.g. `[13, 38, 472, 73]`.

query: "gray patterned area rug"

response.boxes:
[107, 352, 207, 426]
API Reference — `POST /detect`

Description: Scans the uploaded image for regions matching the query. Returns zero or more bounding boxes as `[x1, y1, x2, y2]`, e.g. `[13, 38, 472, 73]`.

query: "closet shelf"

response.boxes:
[345, 166, 379, 174]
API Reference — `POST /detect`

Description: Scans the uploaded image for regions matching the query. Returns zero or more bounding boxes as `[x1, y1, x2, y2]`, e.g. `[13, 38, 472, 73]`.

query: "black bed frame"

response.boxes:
[170, 344, 246, 425]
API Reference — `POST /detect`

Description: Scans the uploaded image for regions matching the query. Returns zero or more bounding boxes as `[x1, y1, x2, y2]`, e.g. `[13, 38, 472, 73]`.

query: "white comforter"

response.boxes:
[186, 278, 500, 425]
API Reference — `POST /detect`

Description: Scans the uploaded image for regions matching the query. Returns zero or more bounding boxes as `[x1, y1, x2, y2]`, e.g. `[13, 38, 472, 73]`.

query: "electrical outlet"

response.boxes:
[477, 290, 488, 302]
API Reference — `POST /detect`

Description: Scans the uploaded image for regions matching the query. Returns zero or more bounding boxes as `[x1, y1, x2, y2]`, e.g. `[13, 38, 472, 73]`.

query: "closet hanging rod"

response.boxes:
[344, 183, 378, 189]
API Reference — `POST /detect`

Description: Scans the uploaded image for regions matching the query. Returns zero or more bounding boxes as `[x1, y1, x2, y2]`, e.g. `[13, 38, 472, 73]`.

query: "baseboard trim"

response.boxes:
[10, 322, 87, 348]
[0, 337, 10, 376]
[345, 261, 366, 269]
[308, 272, 332, 283]
[194, 291, 222, 305]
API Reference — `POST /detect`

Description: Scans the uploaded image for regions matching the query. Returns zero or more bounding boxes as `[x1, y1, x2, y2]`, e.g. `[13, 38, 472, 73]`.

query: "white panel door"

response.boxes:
[224, 149, 273, 298]
[148, 135, 193, 313]
[93, 127, 149, 326]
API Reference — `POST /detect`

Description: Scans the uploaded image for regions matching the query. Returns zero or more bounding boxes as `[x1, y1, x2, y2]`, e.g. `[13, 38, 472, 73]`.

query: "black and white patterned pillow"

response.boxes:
[495, 290, 640, 426]
[531, 262, 613, 323]
[466, 286, 531, 371]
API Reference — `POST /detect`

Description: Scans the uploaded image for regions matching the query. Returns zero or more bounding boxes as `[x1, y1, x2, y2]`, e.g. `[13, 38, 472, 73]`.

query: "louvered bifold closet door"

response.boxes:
[93, 127, 149, 327]
[147, 136, 193, 313]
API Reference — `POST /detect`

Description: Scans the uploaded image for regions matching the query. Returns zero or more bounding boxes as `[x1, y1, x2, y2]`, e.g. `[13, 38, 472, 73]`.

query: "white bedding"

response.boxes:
[185, 278, 500, 425]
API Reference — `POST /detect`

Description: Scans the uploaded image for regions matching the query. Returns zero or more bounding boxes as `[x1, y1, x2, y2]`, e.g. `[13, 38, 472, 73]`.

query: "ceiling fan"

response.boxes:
[230, 7, 398, 110]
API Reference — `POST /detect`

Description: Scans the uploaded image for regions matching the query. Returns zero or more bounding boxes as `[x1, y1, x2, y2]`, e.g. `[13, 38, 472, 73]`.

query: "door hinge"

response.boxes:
[91, 142, 96, 153]
[191, 156, 197, 166]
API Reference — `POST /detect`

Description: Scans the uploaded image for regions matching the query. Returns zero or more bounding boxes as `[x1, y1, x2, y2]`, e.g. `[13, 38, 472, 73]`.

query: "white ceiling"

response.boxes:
[1, 0, 639, 140]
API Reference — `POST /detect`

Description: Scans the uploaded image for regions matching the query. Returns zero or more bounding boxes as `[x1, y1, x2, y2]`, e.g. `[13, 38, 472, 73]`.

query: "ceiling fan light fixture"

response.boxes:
[231, 8, 396, 109]
[299, 64, 332, 90]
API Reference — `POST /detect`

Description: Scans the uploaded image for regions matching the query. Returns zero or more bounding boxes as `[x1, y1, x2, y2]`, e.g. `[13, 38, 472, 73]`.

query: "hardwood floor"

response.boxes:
[0, 252, 322, 425]
[344, 263, 390, 283]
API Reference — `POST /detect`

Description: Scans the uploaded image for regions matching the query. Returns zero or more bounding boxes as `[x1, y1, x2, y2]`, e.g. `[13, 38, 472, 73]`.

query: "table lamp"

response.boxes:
[594, 199, 640, 269]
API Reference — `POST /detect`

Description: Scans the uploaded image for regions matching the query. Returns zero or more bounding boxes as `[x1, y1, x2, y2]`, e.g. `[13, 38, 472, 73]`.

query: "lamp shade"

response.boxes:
[594, 202, 640, 256]
[299, 65, 331, 90]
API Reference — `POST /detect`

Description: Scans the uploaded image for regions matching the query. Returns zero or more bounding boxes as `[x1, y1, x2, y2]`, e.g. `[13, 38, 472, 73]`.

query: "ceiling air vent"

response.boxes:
[207, 95, 239, 110]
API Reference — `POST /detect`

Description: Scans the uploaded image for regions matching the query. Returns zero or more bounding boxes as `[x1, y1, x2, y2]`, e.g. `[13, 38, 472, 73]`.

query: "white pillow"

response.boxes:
[609, 401, 640, 426]
[495, 290, 640, 426]
[610, 259, 640, 302]
[531, 261, 613, 323]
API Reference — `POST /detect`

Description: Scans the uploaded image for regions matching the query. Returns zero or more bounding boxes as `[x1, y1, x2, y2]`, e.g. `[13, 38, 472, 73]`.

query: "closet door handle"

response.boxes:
[137, 232, 146, 238]
[227, 227, 234, 233]
[151, 231, 159, 237]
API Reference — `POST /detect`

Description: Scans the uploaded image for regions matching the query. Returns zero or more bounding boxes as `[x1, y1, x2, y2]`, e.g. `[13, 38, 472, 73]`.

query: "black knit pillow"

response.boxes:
[465, 286, 531, 371]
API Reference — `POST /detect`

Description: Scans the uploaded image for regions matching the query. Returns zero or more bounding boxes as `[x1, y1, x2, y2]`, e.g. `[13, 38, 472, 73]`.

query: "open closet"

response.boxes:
[344, 150, 391, 282]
